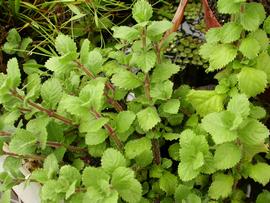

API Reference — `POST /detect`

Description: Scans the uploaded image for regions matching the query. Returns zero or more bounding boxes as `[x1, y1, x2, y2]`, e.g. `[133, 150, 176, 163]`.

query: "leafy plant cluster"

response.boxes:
[0, 0, 270, 202]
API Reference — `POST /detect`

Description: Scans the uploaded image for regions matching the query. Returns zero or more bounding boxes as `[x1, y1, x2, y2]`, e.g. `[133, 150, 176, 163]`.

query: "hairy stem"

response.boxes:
[144, 73, 152, 101]
[151, 139, 161, 165]
[3, 150, 45, 161]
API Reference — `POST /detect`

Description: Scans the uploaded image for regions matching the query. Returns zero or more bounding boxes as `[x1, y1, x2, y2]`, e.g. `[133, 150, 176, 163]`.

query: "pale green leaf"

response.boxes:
[6, 28, 21, 44]
[238, 67, 267, 97]
[85, 49, 103, 75]
[249, 29, 269, 51]
[6, 58, 21, 88]
[263, 16, 270, 34]
[239, 37, 260, 59]
[101, 148, 126, 174]
[249, 105, 266, 120]
[217, 0, 244, 14]
[41, 78, 63, 108]
[132, 0, 153, 23]
[147, 20, 172, 41]
[220, 22, 243, 43]
[111, 167, 142, 203]
[44, 153, 59, 179]
[80, 39, 90, 65]
[137, 107, 161, 131]
[9, 129, 37, 155]
[55, 34, 77, 55]
[59, 165, 81, 185]
[82, 167, 110, 187]
[150, 62, 180, 83]
[112, 26, 140, 42]
[79, 116, 109, 133]
[0, 190, 11, 203]
[26, 73, 41, 101]
[162, 99, 180, 114]
[227, 94, 250, 118]
[85, 129, 108, 145]
[150, 80, 173, 100]
[159, 172, 178, 195]
[208, 173, 234, 199]
[130, 51, 156, 73]
[125, 137, 152, 159]
[214, 142, 241, 170]
[256, 51, 270, 83]
[187, 90, 224, 116]
[111, 69, 142, 90]
[201, 111, 238, 144]
[256, 190, 270, 203]
[65, 181, 76, 200]
[205, 27, 221, 43]
[30, 169, 49, 184]
[178, 162, 200, 182]
[116, 111, 136, 133]
[247, 163, 270, 186]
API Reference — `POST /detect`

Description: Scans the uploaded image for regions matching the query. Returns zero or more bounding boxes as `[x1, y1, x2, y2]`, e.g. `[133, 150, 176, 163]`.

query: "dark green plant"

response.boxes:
[0, 0, 270, 202]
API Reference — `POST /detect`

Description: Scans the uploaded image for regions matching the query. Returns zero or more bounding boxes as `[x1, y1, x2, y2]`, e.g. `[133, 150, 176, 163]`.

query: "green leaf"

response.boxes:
[162, 99, 180, 114]
[134, 149, 153, 167]
[256, 51, 270, 83]
[18, 37, 32, 57]
[65, 181, 76, 200]
[44, 55, 76, 75]
[80, 39, 90, 65]
[147, 20, 172, 41]
[44, 153, 59, 179]
[6, 58, 21, 88]
[159, 172, 178, 195]
[214, 142, 241, 170]
[247, 163, 270, 186]
[263, 16, 270, 34]
[111, 69, 142, 90]
[85, 129, 108, 145]
[220, 22, 242, 43]
[41, 78, 63, 108]
[82, 167, 110, 188]
[116, 111, 136, 133]
[137, 107, 161, 131]
[249, 105, 266, 120]
[208, 173, 234, 200]
[59, 165, 81, 185]
[6, 28, 21, 44]
[217, 0, 244, 14]
[30, 169, 49, 184]
[187, 90, 224, 116]
[151, 62, 180, 83]
[174, 184, 191, 202]
[130, 51, 156, 73]
[150, 80, 173, 100]
[111, 167, 142, 203]
[26, 73, 41, 101]
[249, 29, 269, 52]
[240, 3, 266, 31]
[227, 94, 250, 118]
[26, 117, 50, 149]
[238, 119, 269, 145]
[79, 78, 106, 111]
[239, 37, 260, 59]
[55, 34, 77, 55]
[238, 67, 267, 97]
[201, 111, 238, 144]
[0, 190, 11, 203]
[125, 137, 152, 159]
[132, 0, 153, 23]
[205, 27, 221, 43]
[9, 129, 37, 155]
[80, 116, 109, 133]
[41, 180, 65, 202]
[256, 190, 270, 203]
[84, 49, 103, 75]
[3, 157, 21, 178]
[112, 26, 140, 42]
[101, 148, 126, 174]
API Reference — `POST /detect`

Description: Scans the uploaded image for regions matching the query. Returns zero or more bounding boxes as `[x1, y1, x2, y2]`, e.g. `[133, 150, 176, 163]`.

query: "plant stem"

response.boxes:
[11, 89, 75, 126]
[91, 109, 124, 151]
[151, 139, 161, 165]
[74, 60, 124, 112]
[144, 73, 152, 101]
[3, 150, 45, 161]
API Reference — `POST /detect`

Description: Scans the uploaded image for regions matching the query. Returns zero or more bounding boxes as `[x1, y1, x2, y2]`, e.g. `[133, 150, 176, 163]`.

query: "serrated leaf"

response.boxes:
[147, 20, 172, 41]
[80, 39, 90, 65]
[201, 111, 238, 144]
[160, 172, 178, 195]
[111, 167, 142, 203]
[65, 181, 76, 200]
[214, 142, 241, 170]
[187, 90, 224, 116]
[125, 137, 152, 159]
[30, 169, 49, 184]
[44, 153, 59, 179]
[256, 51, 270, 82]
[3, 157, 21, 178]
[137, 107, 161, 131]
[26, 117, 50, 149]
[6, 28, 21, 44]
[111, 69, 142, 90]
[132, 0, 153, 23]
[82, 167, 110, 188]
[239, 37, 260, 59]
[9, 129, 37, 155]
[238, 67, 267, 97]
[263, 16, 270, 34]
[41, 78, 63, 108]
[217, 0, 244, 14]
[116, 111, 136, 133]
[44, 55, 76, 75]
[249, 105, 266, 120]
[130, 51, 156, 73]
[41, 180, 64, 202]
[85, 129, 108, 145]
[6, 58, 21, 88]
[101, 148, 126, 174]
[240, 3, 266, 31]
[151, 62, 180, 83]
[26, 73, 41, 101]
[134, 149, 153, 167]
[163, 133, 180, 141]
[59, 165, 81, 185]
[205, 27, 221, 43]
[247, 163, 270, 186]
[174, 184, 191, 202]
[112, 26, 140, 42]
[163, 99, 180, 114]
[178, 162, 200, 182]
[220, 22, 243, 43]
[84, 49, 103, 75]
[227, 94, 250, 118]
[80, 116, 109, 133]
[208, 44, 237, 71]
[208, 173, 234, 200]
[256, 190, 270, 203]
[55, 34, 77, 55]
[249, 29, 269, 52]
[150, 80, 173, 100]
[238, 119, 269, 145]
[199, 43, 219, 60]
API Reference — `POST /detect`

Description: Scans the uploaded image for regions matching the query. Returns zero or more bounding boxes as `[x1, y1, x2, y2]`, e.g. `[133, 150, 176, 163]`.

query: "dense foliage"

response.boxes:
[0, 0, 270, 202]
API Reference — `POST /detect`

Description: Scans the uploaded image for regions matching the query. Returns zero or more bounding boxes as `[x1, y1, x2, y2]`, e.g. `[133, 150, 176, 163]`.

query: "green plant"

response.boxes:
[0, 0, 270, 202]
